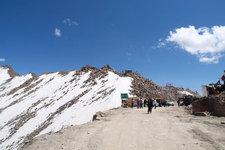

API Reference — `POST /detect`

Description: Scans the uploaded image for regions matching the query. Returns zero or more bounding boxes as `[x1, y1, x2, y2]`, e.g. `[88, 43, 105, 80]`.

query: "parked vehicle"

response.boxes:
[156, 97, 162, 107]
[166, 100, 174, 106]
[181, 95, 196, 106]
[155, 98, 167, 107]
[161, 99, 166, 107]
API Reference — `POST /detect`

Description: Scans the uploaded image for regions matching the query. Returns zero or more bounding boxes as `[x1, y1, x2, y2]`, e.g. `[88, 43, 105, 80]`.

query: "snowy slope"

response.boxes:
[0, 66, 132, 150]
[0, 67, 11, 85]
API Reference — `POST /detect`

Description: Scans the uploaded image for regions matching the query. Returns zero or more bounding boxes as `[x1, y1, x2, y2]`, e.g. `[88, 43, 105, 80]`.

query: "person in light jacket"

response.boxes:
[153, 99, 157, 109]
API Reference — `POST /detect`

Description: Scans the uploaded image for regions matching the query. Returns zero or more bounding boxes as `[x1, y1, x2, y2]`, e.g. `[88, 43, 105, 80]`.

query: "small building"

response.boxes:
[202, 85, 208, 97]
[121, 93, 139, 107]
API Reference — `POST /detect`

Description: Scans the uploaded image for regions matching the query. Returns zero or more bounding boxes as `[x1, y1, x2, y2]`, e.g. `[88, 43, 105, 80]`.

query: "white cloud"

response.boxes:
[157, 38, 166, 48]
[199, 55, 223, 64]
[0, 58, 5, 62]
[63, 18, 79, 26]
[55, 28, 61, 37]
[165, 25, 225, 64]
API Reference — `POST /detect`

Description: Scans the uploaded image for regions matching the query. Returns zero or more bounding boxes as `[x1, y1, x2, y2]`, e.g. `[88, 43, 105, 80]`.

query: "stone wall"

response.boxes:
[192, 96, 225, 117]
[192, 99, 210, 113]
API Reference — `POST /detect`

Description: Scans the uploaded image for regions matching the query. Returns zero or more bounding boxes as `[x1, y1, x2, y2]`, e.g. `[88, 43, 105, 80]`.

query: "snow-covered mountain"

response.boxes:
[0, 65, 197, 149]
[0, 65, 133, 149]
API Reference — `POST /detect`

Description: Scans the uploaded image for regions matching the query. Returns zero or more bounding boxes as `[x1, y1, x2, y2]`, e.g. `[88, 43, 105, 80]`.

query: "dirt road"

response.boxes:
[22, 106, 225, 150]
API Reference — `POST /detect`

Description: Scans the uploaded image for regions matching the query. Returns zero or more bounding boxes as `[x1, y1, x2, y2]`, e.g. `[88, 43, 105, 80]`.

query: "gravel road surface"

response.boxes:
[22, 106, 225, 150]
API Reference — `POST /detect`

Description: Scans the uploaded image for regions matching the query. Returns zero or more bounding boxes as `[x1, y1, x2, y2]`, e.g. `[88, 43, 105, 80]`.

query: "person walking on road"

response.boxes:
[177, 99, 180, 107]
[137, 99, 140, 108]
[144, 99, 147, 107]
[131, 99, 134, 108]
[140, 98, 143, 108]
[147, 97, 153, 114]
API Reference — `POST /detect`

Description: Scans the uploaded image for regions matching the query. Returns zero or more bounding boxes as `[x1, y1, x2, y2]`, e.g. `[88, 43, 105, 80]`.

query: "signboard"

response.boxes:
[121, 93, 128, 99]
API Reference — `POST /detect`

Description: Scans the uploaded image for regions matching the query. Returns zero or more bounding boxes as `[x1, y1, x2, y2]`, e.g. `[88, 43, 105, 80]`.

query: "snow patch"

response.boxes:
[178, 90, 193, 96]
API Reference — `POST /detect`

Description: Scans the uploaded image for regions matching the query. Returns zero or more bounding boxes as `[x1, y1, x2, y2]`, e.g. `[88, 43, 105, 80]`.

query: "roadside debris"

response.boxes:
[92, 111, 105, 121]
[193, 111, 210, 116]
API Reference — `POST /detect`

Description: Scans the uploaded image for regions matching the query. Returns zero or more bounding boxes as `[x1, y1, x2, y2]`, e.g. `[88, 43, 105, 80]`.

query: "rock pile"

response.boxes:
[121, 71, 162, 98]
[92, 111, 105, 121]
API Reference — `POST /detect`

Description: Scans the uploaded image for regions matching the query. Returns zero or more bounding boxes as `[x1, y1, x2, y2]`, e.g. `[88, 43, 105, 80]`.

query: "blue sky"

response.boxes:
[1, 0, 225, 93]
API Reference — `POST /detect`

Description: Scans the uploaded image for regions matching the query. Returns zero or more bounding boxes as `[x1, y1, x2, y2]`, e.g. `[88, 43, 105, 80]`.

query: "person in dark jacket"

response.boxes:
[147, 97, 153, 114]
[177, 99, 180, 107]
[144, 99, 147, 107]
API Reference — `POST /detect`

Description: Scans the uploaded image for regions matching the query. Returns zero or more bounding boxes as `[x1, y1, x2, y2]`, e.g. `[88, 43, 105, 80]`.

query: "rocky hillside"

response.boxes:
[120, 71, 198, 100]
[0, 65, 194, 149]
